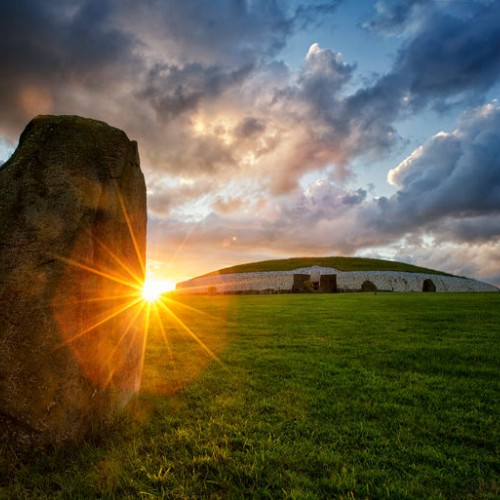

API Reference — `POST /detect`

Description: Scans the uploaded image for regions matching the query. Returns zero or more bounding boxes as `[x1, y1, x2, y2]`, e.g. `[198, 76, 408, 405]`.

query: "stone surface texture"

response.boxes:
[177, 266, 498, 294]
[0, 115, 147, 449]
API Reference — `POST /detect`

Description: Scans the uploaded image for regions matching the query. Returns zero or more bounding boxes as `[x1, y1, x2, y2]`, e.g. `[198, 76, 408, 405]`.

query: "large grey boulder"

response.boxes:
[0, 115, 147, 449]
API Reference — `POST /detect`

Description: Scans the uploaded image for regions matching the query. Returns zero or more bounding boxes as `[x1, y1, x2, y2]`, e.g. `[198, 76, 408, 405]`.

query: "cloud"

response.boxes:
[146, 176, 214, 217]
[390, 240, 500, 287]
[233, 117, 266, 139]
[302, 42, 354, 94]
[213, 196, 244, 215]
[384, 102, 500, 231]
[292, 1, 343, 30]
[0, 0, 138, 135]
[3, 0, 499, 195]
[148, 178, 377, 272]
[0, 0, 400, 198]
[140, 62, 255, 121]
[0, 0, 349, 196]
[364, 0, 432, 36]
[146, 100, 500, 286]
[350, 0, 500, 151]
[1, 0, 500, 286]
[140, 41, 369, 195]
[117, 0, 293, 66]
[395, 2, 500, 109]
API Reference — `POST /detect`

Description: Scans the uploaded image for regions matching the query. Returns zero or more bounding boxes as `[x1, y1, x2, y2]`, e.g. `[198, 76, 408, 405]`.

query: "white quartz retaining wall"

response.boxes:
[336, 270, 497, 292]
[176, 266, 498, 294]
[176, 271, 295, 294]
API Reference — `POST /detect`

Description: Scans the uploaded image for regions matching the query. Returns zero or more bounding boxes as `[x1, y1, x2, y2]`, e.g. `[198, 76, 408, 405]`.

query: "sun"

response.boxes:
[142, 278, 176, 302]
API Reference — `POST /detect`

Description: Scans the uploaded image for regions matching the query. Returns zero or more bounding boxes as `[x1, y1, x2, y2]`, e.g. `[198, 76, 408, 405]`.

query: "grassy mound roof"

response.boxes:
[200, 256, 452, 278]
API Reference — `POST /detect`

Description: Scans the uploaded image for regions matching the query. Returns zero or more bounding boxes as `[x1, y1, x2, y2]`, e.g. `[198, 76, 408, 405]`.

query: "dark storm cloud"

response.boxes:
[281, 0, 500, 178]
[3, 0, 498, 186]
[372, 102, 500, 239]
[116, 0, 342, 71]
[234, 117, 266, 139]
[292, 1, 343, 30]
[394, 1, 500, 109]
[364, 0, 432, 35]
[432, 216, 500, 245]
[335, 0, 500, 160]
[119, 0, 295, 64]
[140, 62, 254, 120]
[0, 0, 137, 134]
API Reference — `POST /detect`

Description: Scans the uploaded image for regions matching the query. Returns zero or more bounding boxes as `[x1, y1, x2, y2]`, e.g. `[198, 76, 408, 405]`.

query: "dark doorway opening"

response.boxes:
[292, 274, 311, 292]
[320, 274, 337, 292]
[422, 279, 436, 292]
[361, 280, 377, 292]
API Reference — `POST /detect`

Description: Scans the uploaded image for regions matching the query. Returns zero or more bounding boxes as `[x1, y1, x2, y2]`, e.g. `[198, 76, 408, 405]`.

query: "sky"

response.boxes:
[1, 0, 500, 287]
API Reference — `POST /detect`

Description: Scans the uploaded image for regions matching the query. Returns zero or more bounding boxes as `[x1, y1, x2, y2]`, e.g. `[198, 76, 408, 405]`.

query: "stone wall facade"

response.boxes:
[177, 271, 295, 294]
[176, 266, 498, 294]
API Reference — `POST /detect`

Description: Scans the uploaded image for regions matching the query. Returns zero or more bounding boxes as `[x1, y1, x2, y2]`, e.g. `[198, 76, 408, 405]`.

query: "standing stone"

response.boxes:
[0, 115, 147, 449]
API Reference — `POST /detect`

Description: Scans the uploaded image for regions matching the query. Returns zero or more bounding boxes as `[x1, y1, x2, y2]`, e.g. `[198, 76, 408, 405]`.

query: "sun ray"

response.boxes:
[91, 230, 144, 287]
[113, 178, 146, 277]
[51, 291, 141, 307]
[103, 300, 148, 387]
[137, 301, 152, 386]
[148, 303, 191, 392]
[154, 304, 186, 386]
[155, 299, 224, 367]
[58, 296, 143, 347]
[161, 222, 198, 275]
[55, 254, 142, 292]
[151, 302, 177, 368]
[161, 294, 234, 325]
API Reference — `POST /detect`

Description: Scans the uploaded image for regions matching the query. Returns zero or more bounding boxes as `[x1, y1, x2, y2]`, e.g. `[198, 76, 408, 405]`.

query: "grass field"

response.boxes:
[1, 293, 499, 498]
[200, 256, 453, 278]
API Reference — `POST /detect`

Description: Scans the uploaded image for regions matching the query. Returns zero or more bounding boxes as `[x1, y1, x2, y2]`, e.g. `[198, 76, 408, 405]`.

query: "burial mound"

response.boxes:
[177, 257, 498, 294]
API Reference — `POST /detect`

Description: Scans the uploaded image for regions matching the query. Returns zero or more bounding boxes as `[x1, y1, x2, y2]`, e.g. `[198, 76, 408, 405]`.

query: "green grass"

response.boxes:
[1, 293, 499, 498]
[199, 256, 453, 278]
